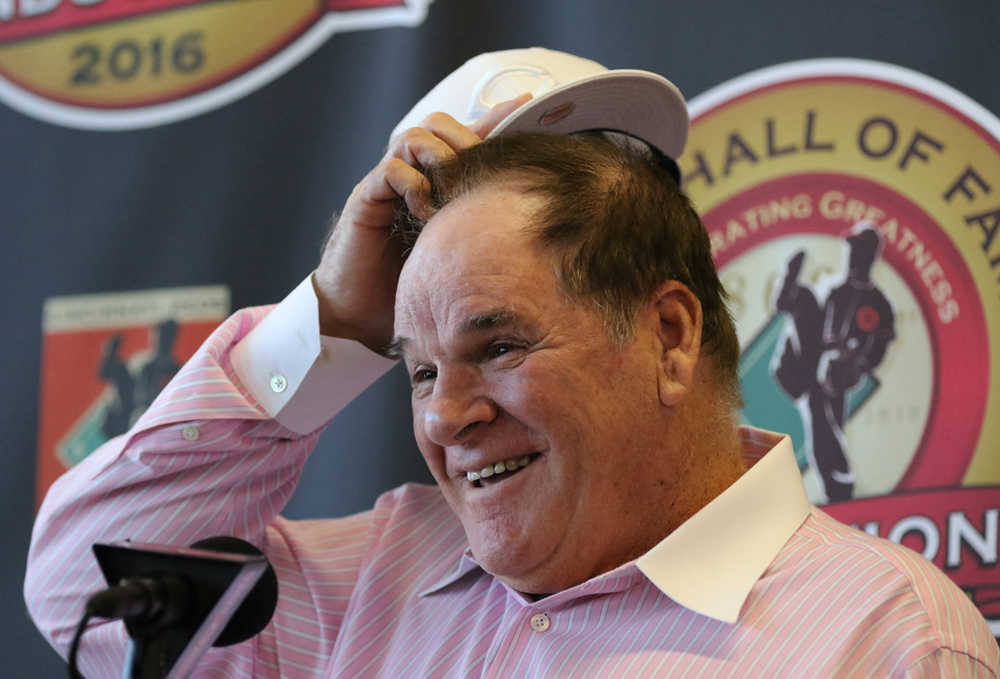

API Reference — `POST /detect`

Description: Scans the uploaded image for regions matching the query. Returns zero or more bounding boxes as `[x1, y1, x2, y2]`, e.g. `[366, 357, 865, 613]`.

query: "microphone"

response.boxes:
[70, 536, 279, 678]
[85, 575, 193, 627]
[84, 535, 277, 646]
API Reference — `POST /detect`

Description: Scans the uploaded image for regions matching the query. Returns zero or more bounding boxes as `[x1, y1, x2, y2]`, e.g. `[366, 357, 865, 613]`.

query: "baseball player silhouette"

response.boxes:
[772, 223, 896, 502]
[99, 319, 180, 438]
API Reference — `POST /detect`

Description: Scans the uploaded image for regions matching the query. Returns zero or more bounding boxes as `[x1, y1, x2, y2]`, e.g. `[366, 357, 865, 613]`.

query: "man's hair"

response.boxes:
[396, 131, 740, 401]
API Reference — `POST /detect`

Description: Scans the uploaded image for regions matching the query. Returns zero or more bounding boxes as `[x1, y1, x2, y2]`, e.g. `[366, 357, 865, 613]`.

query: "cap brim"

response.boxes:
[488, 69, 689, 162]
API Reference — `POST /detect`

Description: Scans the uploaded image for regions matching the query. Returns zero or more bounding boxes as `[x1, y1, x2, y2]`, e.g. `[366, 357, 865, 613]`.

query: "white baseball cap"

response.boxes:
[391, 48, 689, 169]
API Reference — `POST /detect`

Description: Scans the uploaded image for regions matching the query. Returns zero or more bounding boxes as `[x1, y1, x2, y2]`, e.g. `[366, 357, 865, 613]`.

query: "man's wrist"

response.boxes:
[231, 274, 397, 434]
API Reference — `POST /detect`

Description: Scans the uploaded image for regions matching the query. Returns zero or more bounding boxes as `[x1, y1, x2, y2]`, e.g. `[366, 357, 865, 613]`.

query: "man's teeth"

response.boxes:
[466, 455, 533, 482]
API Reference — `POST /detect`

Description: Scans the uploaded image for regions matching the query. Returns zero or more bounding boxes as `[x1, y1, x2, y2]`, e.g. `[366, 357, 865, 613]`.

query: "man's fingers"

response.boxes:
[361, 94, 533, 229]
[382, 159, 433, 220]
[385, 126, 458, 170]
[419, 111, 483, 150]
[347, 158, 432, 225]
[469, 93, 532, 139]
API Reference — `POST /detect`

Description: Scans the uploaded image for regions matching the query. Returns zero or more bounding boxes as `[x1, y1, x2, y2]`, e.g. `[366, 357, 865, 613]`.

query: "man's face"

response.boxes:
[393, 184, 680, 593]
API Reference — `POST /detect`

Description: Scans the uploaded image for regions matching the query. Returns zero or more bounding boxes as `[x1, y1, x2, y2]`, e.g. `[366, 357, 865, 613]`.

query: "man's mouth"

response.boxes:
[465, 453, 540, 487]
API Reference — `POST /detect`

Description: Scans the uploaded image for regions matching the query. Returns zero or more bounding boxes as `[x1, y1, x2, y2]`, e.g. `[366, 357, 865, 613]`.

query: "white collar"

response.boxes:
[422, 427, 811, 624]
[636, 427, 810, 622]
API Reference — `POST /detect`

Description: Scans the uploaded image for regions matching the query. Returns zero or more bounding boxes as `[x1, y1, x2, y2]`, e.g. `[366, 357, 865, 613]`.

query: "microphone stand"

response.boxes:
[122, 634, 179, 679]
[120, 615, 200, 679]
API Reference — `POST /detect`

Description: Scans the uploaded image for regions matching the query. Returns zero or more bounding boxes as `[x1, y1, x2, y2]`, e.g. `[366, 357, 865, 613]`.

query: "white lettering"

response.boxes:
[947, 509, 998, 568]
[20, 0, 59, 17]
[860, 521, 880, 537]
[818, 190, 844, 220]
[888, 515, 939, 560]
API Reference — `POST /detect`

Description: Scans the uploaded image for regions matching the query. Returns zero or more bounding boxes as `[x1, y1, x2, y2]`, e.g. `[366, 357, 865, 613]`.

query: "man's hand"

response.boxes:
[313, 94, 531, 353]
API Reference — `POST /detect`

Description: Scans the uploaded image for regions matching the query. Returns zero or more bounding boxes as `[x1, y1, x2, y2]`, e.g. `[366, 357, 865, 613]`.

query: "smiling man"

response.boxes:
[26, 49, 998, 678]
[388, 133, 748, 598]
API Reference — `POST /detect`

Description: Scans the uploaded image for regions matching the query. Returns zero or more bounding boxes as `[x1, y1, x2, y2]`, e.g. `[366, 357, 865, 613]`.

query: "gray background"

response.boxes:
[3, 0, 998, 675]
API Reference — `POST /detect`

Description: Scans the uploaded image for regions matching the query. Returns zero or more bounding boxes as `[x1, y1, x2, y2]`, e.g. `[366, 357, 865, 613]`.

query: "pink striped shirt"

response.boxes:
[25, 283, 999, 678]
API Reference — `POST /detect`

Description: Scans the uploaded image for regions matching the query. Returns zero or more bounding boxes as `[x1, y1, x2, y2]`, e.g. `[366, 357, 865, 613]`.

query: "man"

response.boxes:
[26, 49, 998, 677]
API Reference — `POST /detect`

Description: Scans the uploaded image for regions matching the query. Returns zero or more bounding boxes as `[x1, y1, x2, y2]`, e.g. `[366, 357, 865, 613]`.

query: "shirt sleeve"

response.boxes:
[24, 275, 397, 679]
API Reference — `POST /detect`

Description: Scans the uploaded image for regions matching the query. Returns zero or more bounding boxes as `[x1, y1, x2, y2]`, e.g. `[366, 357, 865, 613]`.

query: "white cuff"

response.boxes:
[230, 274, 398, 434]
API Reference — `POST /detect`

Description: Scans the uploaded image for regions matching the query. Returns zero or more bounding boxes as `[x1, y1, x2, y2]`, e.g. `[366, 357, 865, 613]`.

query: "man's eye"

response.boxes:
[412, 367, 437, 383]
[486, 341, 521, 359]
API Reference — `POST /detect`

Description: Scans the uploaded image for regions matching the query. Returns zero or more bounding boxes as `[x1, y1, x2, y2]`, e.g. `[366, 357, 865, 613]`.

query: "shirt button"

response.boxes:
[181, 425, 200, 441]
[529, 612, 550, 632]
[269, 374, 288, 393]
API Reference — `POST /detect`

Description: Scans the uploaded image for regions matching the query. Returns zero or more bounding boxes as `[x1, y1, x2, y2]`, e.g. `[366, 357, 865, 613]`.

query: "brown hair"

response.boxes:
[396, 131, 740, 400]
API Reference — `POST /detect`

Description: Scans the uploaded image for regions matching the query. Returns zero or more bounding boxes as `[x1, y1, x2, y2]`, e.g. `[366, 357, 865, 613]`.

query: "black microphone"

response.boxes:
[85, 574, 193, 627]
[85, 535, 278, 646]
[71, 536, 280, 678]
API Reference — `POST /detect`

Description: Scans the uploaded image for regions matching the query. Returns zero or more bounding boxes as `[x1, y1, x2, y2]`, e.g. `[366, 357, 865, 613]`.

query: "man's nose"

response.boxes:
[422, 371, 497, 446]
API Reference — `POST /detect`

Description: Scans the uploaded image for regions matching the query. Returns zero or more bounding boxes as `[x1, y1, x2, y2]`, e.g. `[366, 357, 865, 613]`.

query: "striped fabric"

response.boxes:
[26, 306, 999, 678]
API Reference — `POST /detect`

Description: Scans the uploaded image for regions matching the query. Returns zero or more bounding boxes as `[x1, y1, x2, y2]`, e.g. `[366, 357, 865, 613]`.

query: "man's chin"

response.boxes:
[486, 562, 579, 597]
[467, 532, 543, 585]
[468, 536, 581, 595]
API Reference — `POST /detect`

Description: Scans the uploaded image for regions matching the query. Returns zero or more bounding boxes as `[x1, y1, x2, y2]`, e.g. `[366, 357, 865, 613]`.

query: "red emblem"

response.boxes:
[856, 305, 880, 332]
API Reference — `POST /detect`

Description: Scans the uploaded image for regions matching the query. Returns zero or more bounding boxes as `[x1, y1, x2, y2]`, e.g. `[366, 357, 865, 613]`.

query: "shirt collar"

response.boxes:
[635, 427, 810, 623]
[421, 427, 811, 624]
[419, 550, 483, 597]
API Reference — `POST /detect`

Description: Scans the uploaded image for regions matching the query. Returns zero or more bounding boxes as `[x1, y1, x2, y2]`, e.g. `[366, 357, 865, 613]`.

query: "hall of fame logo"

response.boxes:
[682, 60, 1000, 632]
[0, 0, 431, 130]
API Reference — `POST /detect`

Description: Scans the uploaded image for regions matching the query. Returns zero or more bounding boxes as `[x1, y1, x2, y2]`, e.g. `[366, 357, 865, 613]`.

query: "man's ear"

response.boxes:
[652, 281, 703, 407]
